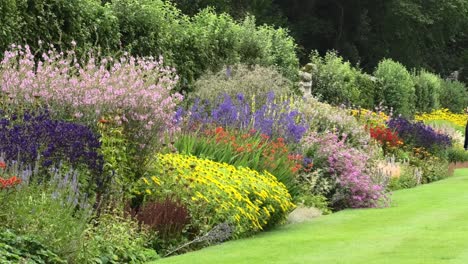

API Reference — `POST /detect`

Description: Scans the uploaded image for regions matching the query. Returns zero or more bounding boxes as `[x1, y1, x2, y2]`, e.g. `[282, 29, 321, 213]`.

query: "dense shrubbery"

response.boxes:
[308, 51, 361, 106]
[374, 59, 415, 117]
[0, 229, 66, 264]
[193, 64, 293, 102]
[412, 70, 441, 113]
[439, 80, 468, 113]
[305, 52, 466, 120]
[0, 0, 299, 91]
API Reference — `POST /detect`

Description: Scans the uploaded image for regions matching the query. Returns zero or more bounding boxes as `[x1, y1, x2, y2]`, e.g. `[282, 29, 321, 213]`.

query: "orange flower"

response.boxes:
[99, 118, 109, 124]
[0, 161, 6, 170]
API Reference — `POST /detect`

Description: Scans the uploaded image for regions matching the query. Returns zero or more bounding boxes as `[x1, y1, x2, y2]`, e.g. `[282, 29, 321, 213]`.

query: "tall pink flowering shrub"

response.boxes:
[0, 44, 183, 190]
[0, 44, 182, 136]
[302, 132, 388, 209]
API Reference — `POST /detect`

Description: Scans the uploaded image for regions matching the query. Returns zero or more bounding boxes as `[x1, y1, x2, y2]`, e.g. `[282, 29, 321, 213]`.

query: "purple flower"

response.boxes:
[387, 117, 452, 150]
[183, 92, 308, 142]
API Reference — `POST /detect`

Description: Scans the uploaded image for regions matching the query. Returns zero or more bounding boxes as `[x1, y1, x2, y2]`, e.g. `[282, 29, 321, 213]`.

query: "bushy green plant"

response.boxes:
[308, 51, 361, 106]
[447, 147, 468, 163]
[0, 0, 120, 56]
[192, 64, 293, 102]
[412, 70, 441, 112]
[439, 80, 468, 113]
[387, 165, 421, 191]
[0, 166, 92, 261]
[0, 229, 66, 264]
[110, 2, 298, 90]
[374, 59, 415, 117]
[77, 212, 159, 264]
[355, 73, 379, 109]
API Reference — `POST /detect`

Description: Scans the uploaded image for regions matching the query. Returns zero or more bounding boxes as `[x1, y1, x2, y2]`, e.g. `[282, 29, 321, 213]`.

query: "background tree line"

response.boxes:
[170, 0, 468, 83]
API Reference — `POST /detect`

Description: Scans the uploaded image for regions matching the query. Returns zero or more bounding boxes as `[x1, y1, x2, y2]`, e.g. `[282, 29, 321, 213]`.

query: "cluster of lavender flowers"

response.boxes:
[2, 154, 92, 212]
[302, 132, 387, 209]
[387, 117, 452, 151]
[177, 92, 308, 143]
[0, 109, 103, 175]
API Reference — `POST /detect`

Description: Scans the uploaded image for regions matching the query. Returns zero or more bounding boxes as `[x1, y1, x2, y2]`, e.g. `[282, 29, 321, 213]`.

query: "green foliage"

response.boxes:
[439, 80, 468, 113]
[0, 0, 120, 56]
[374, 59, 415, 117]
[412, 70, 441, 113]
[108, 1, 298, 90]
[0, 229, 66, 264]
[308, 51, 361, 106]
[77, 213, 159, 264]
[387, 165, 420, 191]
[355, 73, 379, 109]
[0, 182, 91, 261]
[447, 147, 468, 163]
[193, 64, 293, 102]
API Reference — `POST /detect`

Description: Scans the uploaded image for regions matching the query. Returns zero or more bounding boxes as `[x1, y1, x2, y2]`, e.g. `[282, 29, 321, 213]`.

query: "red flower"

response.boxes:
[0, 161, 6, 170]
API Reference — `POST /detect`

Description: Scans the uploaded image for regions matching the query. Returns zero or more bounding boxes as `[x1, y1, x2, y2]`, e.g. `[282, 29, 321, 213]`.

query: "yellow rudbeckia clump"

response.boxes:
[415, 108, 467, 128]
[141, 153, 295, 237]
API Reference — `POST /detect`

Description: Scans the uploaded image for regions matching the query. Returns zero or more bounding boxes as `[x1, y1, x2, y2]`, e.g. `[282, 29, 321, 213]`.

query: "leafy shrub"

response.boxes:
[0, 0, 120, 57]
[110, 1, 298, 88]
[419, 157, 449, 183]
[374, 59, 415, 116]
[140, 153, 295, 238]
[387, 165, 421, 191]
[355, 73, 379, 109]
[77, 213, 159, 264]
[175, 127, 304, 196]
[412, 70, 441, 112]
[387, 117, 452, 152]
[192, 64, 293, 102]
[308, 51, 361, 106]
[302, 132, 388, 209]
[439, 80, 468, 113]
[0, 164, 92, 261]
[181, 92, 307, 143]
[299, 97, 372, 149]
[447, 147, 468, 163]
[0, 229, 66, 264]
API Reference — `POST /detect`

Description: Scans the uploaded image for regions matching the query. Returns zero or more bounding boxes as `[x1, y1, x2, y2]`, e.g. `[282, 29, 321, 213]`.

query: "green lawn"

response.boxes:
[154, 169, 468, 264]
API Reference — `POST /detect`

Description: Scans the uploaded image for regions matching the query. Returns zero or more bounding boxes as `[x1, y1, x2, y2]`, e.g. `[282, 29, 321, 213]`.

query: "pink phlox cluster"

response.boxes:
[303, 131, 387, 208]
